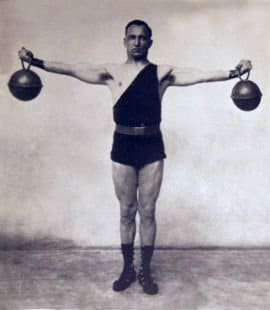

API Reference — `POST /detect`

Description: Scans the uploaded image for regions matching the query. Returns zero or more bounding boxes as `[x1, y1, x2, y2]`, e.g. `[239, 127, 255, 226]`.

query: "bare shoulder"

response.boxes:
[104, 62, 124, 74]
[157, 64, 174, 82]
[70, 62, 117, 85]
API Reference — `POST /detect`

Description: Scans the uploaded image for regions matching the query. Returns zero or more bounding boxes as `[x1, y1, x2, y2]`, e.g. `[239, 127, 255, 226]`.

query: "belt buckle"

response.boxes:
[134, 126, 144, 135]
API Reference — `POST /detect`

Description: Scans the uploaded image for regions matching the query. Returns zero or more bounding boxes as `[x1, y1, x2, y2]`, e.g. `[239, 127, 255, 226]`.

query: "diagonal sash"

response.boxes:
[113, 63, 151, 107]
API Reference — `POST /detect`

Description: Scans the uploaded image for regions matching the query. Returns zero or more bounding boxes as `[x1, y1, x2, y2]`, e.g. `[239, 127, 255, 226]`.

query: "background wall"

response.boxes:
[0, 0, 269, 248]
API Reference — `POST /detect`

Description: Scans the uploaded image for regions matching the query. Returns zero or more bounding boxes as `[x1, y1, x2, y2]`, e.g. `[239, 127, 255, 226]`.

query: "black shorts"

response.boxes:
[111, 131, 166, 169]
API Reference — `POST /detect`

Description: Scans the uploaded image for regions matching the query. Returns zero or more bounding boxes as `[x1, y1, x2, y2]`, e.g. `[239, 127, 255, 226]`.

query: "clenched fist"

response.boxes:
[235, 59, 252, 75]
[18, 47, 34, 63]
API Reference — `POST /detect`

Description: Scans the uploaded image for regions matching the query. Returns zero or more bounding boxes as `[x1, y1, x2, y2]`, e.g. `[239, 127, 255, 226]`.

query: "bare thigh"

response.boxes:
[138, 160, 164, 207]
[112, 162, 138, 205]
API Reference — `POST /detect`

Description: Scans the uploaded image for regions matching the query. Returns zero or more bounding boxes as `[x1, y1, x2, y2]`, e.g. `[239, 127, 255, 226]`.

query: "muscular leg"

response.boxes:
[112, 161, 138, 292]
[137, 160, 164, 295]
[138, 160, 163, 246]
[112, 161, 138, 244]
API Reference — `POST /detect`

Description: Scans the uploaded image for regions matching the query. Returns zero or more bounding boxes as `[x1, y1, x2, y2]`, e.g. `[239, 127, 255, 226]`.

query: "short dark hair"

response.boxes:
[125, 20, 152, 38]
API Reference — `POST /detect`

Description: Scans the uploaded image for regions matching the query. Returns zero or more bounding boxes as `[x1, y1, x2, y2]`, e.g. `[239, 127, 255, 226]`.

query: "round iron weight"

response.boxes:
[8, 59, 42, 101]
[231, 71, 262, 111]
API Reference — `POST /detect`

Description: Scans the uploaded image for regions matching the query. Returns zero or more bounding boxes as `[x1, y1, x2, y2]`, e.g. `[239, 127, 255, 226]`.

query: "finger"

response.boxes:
[242, 60, 250, 66]
[236, 64, 242, 70]
[26, 50, 33, 59]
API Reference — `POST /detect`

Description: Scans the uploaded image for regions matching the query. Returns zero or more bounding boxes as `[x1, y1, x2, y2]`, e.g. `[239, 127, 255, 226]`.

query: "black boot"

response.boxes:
[113, 243, 136, 291]
[138, 246, 158, 295]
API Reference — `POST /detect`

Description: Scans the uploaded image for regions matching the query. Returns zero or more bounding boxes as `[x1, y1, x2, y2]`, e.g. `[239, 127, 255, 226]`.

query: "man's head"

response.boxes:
[125, 20, 152, 38]
[124, 20, 153, 61]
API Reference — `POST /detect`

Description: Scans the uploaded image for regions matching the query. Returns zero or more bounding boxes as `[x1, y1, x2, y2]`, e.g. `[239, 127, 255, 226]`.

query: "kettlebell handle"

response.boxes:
[237, 66, 250, 81]
[21, 58, 32, 71]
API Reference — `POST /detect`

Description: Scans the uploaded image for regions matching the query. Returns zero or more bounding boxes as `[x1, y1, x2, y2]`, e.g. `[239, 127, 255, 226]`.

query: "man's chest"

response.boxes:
[108, 65, 149, 93]
[106, 64, 169, 103]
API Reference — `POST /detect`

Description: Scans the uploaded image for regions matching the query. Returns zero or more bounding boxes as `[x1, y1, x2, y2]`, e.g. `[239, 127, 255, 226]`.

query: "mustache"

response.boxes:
[131, 48, 145, 52]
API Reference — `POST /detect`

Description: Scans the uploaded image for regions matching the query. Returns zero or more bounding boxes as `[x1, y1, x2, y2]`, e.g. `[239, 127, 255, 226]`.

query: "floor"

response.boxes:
[0, 249, 269, 310]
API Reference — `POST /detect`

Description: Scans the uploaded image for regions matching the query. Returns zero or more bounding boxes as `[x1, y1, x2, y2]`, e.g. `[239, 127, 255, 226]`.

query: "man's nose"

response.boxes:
[134, 37, 140, 46]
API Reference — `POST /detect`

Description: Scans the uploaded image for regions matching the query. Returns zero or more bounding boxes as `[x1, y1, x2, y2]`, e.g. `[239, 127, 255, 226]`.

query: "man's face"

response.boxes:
[124, 25, 153, 60]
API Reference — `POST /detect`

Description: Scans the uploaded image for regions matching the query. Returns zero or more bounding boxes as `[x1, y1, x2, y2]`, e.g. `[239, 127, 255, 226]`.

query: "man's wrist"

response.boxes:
[228, 68, 239, 79]
[31, 58, 45, 69]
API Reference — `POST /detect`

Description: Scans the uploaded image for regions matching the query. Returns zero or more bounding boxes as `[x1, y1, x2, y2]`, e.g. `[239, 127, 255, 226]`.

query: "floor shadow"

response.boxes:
[0, 234, 77, 250]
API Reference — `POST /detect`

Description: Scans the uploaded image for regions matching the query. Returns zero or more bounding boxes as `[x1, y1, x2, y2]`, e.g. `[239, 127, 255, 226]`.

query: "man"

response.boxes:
[18, 19, 252, 295]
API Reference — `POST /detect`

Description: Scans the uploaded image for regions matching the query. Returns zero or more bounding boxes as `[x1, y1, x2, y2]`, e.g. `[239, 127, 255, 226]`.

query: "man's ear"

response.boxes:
[149, 39, 153, 48]
[123, 37, 127, 48]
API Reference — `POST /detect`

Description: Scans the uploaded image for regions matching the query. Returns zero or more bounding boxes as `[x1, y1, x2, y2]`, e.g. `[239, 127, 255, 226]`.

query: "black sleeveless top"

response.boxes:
[113, 64, 161, 127]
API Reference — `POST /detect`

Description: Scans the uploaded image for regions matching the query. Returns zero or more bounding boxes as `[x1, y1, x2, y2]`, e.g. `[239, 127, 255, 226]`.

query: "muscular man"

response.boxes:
[19, 19, 252, 295]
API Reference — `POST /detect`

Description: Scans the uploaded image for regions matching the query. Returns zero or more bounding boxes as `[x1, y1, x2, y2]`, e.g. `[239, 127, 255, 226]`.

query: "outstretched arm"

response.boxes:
[18, 47, 112, 85]
[162, 60, 252, 87]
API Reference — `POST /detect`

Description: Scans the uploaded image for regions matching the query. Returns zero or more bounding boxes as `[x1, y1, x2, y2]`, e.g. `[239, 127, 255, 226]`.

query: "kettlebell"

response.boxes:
[231, 70, 262, 111]
[8, 58, 42, 101]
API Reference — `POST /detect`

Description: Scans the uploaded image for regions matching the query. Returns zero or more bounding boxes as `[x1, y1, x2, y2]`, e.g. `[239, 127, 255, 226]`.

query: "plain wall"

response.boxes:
[0, 0, 269, 247]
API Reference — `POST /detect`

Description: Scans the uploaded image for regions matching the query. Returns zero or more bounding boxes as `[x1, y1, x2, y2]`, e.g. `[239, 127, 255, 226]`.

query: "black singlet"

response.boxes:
[113, 63, 161, 126]
[111, 63, 166, 169]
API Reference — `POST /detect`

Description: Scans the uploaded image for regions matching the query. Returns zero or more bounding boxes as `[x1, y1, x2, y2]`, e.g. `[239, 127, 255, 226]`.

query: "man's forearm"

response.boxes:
[169, 68, 241, 86]
[29, 57, 108, 84]
[169, 60, 251, 86]
[201, 69, 238, 82]
[31, 58, 73, 75]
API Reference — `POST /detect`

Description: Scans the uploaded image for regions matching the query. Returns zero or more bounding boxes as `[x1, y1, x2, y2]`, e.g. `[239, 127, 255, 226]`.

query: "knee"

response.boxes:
[120, 202, 137, 225]
[139, 203, 156, 224]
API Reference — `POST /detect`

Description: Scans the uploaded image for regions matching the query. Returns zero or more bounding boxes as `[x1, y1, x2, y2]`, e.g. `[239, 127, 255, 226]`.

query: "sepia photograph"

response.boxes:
[0, 0, 269, 309]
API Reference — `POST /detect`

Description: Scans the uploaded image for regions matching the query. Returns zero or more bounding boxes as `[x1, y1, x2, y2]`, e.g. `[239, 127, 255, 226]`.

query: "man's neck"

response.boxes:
[125, 57, 149, 66]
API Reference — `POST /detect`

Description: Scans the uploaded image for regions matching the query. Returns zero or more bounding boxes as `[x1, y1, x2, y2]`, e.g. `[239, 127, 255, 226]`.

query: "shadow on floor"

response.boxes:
[0, 234, 77, 250]
[0, 248, 270, 309]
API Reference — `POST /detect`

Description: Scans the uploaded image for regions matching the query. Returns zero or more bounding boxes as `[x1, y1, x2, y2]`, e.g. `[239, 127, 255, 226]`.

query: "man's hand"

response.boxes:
[236, 59, 252, 76]
[18, 47, 34, 63]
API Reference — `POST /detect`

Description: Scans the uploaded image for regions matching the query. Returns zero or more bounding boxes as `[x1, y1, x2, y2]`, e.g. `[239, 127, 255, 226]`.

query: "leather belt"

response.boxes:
[115, 124, 160, 136]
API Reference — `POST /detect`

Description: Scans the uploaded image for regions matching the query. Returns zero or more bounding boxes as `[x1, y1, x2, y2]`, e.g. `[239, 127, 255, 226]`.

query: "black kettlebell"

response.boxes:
[8, 58, 42, 101]
[231, 70, 262, 111]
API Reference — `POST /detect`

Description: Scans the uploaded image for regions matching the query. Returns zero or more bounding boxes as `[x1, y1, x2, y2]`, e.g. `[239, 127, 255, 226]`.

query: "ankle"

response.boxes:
[123, 263, 135, 272]
[121, 243, 134, 269]
[140, 245, 154, 271]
